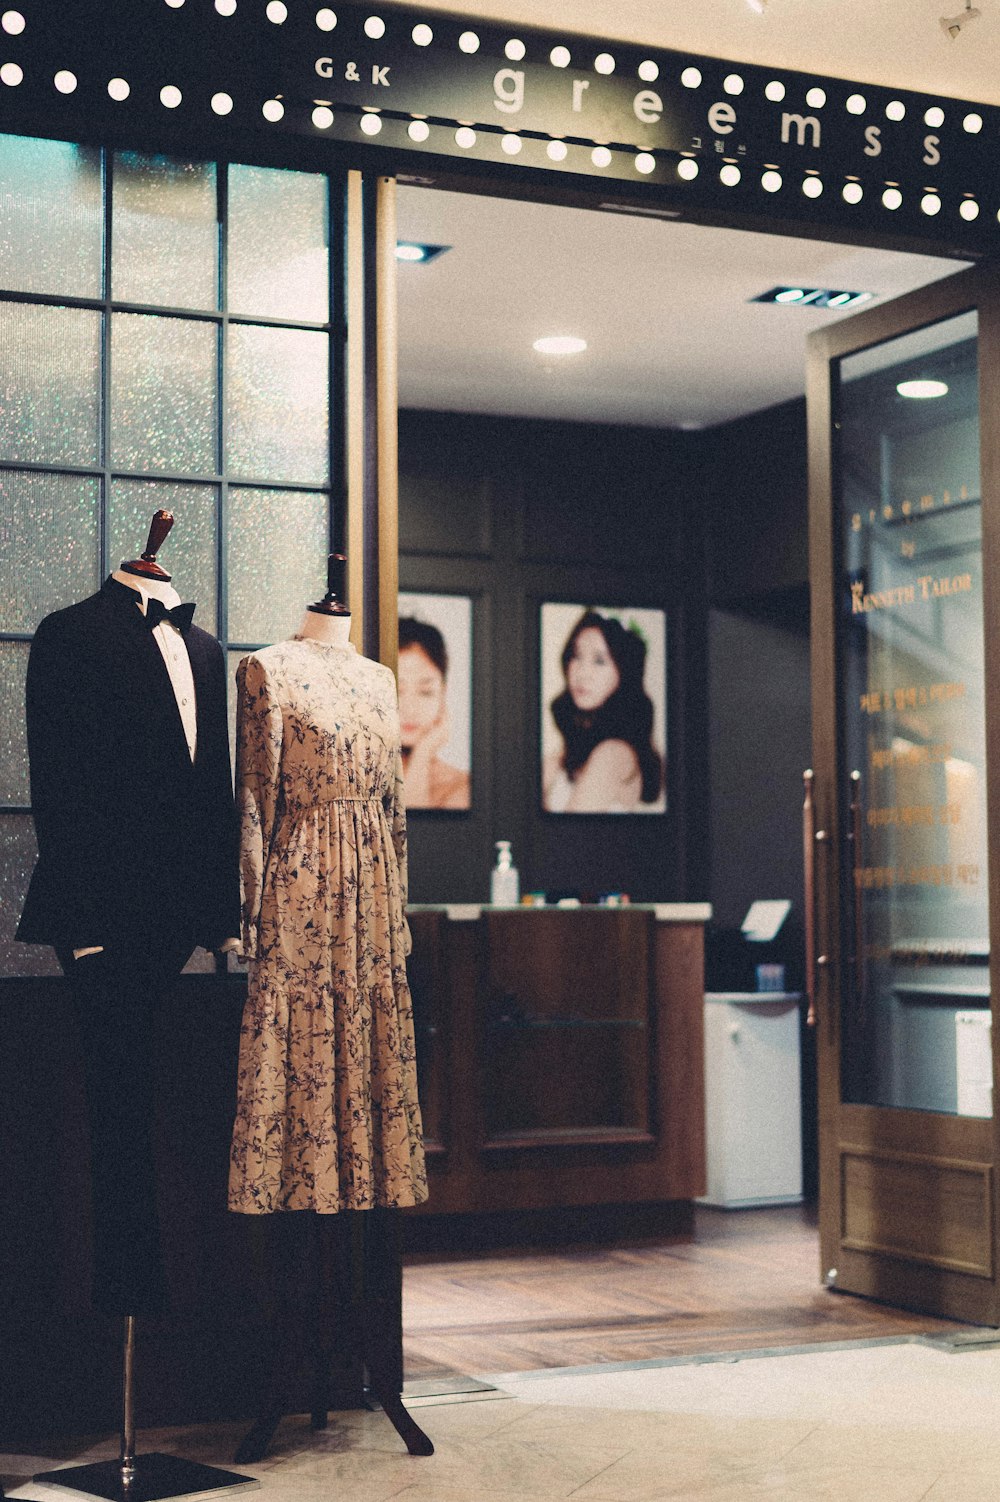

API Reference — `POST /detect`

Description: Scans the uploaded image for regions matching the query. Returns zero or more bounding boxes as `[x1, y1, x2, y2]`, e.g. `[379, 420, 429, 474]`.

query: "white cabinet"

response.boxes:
[700, 992, 803, 1208]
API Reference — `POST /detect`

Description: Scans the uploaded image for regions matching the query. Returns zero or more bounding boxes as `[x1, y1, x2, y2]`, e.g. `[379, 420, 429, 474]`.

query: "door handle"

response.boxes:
[847, 768, 867, 1028]
[803, 769, 821, 1028]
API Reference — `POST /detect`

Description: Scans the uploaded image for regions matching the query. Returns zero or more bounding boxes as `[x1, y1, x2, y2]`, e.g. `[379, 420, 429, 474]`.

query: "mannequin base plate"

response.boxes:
[33, 1454, 259, 1502]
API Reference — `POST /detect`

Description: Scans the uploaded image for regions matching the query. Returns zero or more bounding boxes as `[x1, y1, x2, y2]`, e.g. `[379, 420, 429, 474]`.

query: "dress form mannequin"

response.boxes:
[21, 513, 247, 1502]
[231, 552, 432, 1465]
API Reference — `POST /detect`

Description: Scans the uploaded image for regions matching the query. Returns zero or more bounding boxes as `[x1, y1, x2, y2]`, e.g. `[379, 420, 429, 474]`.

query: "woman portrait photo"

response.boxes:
[397, 592, 473, 811]
[541, 604, 666, 815]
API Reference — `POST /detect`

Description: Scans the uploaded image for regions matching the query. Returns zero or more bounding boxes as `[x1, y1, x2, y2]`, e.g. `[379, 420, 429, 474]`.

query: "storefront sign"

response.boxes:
[3, 0, 999, 252]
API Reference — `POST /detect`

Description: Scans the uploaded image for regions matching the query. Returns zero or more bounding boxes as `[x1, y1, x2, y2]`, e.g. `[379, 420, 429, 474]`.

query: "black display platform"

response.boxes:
[33, 1454, 258, 1502]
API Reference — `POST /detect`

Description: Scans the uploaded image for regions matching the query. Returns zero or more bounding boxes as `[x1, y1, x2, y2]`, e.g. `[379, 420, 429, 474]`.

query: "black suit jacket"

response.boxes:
[16, 577, 240, 952]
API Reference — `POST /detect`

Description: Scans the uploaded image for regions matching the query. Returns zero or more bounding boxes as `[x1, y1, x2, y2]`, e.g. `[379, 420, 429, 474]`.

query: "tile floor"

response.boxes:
[7, 1337, 1000, 1502]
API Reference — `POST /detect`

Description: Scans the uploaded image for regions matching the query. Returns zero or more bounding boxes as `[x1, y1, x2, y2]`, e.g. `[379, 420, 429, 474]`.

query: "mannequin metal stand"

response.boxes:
[34, 1317, 259, 1501]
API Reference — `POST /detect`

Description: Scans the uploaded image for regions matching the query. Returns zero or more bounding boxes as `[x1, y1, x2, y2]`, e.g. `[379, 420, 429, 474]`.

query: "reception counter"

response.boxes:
[406, 903, 711, 1228]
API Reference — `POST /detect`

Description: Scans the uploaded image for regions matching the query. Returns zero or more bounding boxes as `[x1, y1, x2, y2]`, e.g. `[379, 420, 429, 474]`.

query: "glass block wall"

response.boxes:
[0, 136, 334, 976]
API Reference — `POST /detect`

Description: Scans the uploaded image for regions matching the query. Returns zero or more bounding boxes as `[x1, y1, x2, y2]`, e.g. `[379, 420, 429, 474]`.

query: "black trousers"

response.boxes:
[58, 937, 193, 1316]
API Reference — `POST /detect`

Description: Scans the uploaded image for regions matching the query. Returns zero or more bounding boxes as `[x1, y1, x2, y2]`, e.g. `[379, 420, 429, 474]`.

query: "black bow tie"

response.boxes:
[145, 598, 196, 634]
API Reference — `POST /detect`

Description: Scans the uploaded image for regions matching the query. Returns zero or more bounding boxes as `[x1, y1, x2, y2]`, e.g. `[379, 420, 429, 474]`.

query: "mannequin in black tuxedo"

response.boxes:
[17, 518, 239, 1313]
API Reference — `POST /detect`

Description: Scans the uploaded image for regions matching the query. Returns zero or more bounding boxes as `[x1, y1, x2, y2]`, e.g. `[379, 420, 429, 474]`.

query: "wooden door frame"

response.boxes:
[807, 261, 1000, 1323]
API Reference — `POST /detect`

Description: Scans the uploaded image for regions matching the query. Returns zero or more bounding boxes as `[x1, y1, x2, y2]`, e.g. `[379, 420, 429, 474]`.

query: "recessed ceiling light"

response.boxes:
[395, 241, 450, 263]
[533, 335, 587, 355]
[752, 286, 874, 308]
[897, 379, 948, 398]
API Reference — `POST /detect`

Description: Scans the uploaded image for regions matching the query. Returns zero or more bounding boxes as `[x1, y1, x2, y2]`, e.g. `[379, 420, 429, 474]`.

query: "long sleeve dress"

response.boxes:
[228, 635, 428, 1214]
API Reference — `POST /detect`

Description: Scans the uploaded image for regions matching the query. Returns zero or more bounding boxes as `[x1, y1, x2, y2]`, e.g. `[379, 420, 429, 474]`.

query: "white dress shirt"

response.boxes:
[111, 568, 197, 762]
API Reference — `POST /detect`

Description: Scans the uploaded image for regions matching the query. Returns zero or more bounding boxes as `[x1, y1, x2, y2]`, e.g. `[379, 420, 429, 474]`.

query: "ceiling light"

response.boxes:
[753, 286, 874, 308]
[746, 0, 766, 11]
[897, 379, 948, 398]
[941, 3, 980, 38]
[395, 242, 449, 264]
[534, 335, 587, 355]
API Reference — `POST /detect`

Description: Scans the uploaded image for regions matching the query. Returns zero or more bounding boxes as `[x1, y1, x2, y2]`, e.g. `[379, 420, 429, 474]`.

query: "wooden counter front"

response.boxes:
[406, 905, 709, 1218]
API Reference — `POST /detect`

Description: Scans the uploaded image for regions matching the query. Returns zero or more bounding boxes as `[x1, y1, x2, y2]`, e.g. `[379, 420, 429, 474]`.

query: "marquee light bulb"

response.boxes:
[546, 139, 568, 161]
[1, 8, 24, 31]
[765, 80, 785, 102]
[843, 181, 863, 203]
[720, 164, 741, 186]
[458, 30, 479, 52]
[360, 112, 382, 134]
[846, 93, 866, 114]
[412, 24, 432, 45]
[262, 97, 284, 121]
[677, 157, 699, 180]
[681, 67, 702, 88]
[550, 46, 571, 67]
[882, 187, 902, 209]
[635, 152, 656, 174]
[0, 60, 22, 84]
[761, 169, 782, 192]
[266, 1, 287, 21]
[54, 69, 77, 93]
[455, 126, 476, 147]
[594, 53, 615, 74]
[638, 60, 659, 82]
[408, 119, 430, 142]
[108, 77, 130, 101]
[505, 38, 526, 61]
[724, 73, 744, 95]
[501, 133, 522, 154]
[212, 91, 234, 114]
[315, 9, 337, 31]
[364, 16, 385, 38]
[312, 105, 333, 128]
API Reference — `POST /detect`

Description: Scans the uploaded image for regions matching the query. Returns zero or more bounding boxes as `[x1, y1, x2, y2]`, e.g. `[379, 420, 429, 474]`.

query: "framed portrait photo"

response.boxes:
[540, 602, 667, 815]
[397, 591, 473, 811]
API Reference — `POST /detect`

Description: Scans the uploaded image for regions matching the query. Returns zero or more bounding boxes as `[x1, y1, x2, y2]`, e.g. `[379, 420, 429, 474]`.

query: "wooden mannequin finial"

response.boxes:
[121, 510, 174, 581]
[307, 553, 350, 616]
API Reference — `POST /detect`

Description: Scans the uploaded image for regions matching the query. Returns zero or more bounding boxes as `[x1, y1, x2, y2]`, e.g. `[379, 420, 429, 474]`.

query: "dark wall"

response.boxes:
[398, 408, 711, 906]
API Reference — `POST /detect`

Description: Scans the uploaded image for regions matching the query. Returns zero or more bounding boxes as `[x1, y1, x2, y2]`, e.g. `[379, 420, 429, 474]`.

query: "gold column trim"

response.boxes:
[345, 169, 365, 653]
[375, 175, 399, 675]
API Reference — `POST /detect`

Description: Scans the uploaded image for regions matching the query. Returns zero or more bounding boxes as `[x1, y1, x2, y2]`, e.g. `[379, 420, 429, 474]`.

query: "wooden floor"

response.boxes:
[402, 1204, 973, 1378]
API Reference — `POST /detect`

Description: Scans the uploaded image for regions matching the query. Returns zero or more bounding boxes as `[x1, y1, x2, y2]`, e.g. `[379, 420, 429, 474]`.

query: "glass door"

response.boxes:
[808, 266, 1000, 1324]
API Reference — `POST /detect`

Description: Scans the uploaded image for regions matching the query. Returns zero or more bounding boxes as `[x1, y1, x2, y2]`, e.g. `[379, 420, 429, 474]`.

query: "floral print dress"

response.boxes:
[228, 637, 428, 1214]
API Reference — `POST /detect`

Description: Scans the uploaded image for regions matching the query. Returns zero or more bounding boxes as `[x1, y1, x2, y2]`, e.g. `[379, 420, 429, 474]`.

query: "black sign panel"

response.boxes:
[2, 0, 998, 253]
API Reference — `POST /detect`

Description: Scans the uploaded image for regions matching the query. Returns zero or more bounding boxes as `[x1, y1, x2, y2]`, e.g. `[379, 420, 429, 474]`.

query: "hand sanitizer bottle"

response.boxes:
[490, 840, 520, 906]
